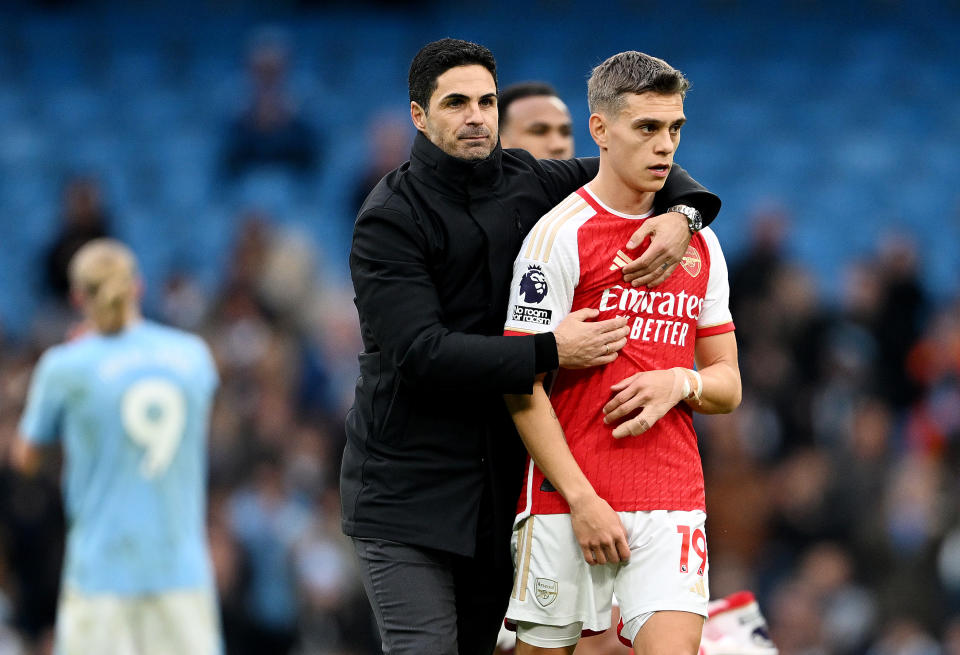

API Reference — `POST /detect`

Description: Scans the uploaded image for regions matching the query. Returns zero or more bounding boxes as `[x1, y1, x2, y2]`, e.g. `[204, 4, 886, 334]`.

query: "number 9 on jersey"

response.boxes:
[121, 377, 187, 479]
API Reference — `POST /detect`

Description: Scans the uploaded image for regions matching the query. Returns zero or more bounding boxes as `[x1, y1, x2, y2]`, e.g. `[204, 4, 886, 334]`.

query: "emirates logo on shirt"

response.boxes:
[598, 285, 704, 347]
[681, 245, 702, 277]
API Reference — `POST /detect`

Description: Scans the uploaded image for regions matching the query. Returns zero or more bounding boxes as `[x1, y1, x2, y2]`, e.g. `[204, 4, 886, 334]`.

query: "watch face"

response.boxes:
[680, 207, 701, 231]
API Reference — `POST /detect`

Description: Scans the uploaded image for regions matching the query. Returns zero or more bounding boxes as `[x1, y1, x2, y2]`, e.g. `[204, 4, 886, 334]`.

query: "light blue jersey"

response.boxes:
[19, 320, 218, 595]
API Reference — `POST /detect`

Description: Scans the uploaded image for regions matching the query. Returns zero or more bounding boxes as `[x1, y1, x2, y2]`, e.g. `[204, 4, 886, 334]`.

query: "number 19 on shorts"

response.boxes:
[677, 525, 706, 576]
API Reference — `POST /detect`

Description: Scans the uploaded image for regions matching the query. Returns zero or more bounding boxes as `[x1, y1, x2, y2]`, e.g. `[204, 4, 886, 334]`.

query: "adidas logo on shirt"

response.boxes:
[609, 250, 632, 271]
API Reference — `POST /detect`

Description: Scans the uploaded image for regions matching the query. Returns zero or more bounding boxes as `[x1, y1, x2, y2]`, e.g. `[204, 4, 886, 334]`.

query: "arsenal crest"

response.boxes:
[681, 245, 702, 278]
[534, 578, 558, 607]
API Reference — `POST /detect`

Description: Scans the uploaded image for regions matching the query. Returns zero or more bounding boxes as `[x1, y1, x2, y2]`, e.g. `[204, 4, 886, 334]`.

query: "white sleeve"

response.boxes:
[697, 227, 734, 331]
[503, 221, 579, 335]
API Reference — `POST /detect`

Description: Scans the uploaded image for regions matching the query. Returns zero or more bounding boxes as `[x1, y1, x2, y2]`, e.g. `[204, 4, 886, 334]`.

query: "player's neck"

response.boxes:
[588, 170, 655, 216]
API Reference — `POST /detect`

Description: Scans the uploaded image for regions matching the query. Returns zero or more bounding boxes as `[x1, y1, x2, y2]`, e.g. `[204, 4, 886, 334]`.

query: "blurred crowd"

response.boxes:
[700, 208, 960, 655]
[0, 194, 377, 655]
[0, 26, 378, 655]
[0, 11, 959, 655]
[2, 169, 960, 655]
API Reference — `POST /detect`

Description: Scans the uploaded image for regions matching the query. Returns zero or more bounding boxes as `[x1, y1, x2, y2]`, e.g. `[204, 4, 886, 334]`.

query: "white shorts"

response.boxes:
[507, 510, 709, 646]
[55, 586, 222, 655]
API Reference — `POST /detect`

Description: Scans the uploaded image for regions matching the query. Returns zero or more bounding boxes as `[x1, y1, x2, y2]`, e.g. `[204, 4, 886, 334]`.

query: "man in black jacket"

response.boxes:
[343, 38, 721, 655]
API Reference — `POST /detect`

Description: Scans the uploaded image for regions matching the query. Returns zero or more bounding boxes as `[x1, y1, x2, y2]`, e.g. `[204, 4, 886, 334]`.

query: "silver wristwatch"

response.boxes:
[667, 204, 703, 233]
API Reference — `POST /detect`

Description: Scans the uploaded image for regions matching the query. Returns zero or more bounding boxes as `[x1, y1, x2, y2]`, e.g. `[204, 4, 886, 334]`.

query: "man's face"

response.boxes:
[593, 91, 685, 194]
[411, 64, 498, 161]
[501, 95, 574, 159]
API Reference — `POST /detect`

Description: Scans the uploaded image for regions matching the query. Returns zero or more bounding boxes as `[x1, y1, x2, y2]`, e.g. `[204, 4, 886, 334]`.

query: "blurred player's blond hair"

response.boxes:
[68, 238, 139, 334]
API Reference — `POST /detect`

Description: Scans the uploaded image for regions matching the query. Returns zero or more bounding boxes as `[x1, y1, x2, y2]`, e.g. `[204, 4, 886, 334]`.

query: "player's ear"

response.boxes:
[410, 101, 427, 131]
[589, 113, 607, 149]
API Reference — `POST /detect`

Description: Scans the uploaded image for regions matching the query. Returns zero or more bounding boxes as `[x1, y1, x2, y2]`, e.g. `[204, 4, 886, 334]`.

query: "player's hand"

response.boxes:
[554, 308, 629, 369]
[620, 211, 691, 288]
[568, 493, 631, 565]
[603, 368, 687, 438]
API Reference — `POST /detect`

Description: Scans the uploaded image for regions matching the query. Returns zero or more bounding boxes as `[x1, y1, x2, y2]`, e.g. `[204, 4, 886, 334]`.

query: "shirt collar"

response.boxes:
[408, 131, 503, 196]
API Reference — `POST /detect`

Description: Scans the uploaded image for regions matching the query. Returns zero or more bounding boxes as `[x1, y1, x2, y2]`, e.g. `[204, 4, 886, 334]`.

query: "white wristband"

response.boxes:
[690, 369, 703, 404]
[672, 367, 691, 403]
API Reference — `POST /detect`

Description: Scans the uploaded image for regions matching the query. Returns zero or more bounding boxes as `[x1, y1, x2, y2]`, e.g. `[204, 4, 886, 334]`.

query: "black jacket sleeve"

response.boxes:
[351, 207, 551, 394]
[653, 163, 721, 226]
[534, 156, 599, 206]
[537, 158, 721, 227]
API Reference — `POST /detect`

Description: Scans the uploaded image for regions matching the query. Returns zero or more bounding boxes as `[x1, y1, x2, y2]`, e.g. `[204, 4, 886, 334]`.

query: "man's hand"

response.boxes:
[603, 368, 687, 438]
[620, 211, 692, 288]
[554, 308, 629, 369]
[568, 493, 630, 565]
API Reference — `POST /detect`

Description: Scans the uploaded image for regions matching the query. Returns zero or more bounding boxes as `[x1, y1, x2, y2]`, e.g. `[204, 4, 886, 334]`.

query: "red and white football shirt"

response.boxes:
[504, 186, 735, 520]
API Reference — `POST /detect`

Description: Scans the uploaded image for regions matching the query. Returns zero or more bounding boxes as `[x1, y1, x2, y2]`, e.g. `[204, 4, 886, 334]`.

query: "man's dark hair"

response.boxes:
[408, 38, 498, 111]
[498, 81, 559, 128]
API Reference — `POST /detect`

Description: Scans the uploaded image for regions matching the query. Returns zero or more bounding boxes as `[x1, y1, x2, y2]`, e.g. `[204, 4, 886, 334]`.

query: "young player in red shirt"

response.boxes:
[503, 51, 741, 655]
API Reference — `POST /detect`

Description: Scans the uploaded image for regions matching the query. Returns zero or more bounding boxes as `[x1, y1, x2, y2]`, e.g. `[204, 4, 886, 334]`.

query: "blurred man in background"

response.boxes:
[220, 27, 319, 179]
[43, 175, 112, 304]
[499, 82, 574, 159]
[12, 239, 221, 655]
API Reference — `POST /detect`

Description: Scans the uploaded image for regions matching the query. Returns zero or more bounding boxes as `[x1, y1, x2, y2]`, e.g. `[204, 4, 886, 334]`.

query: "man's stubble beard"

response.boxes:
[425, 119, 496, 162]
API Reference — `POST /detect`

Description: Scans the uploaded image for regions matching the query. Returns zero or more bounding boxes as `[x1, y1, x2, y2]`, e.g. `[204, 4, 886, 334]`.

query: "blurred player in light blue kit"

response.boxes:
[12, 239, 221, 655]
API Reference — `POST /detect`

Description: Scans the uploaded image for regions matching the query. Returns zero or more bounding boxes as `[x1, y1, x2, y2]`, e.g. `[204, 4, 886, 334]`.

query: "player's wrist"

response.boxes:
[563, 484, 599, 509]
[671, 367, 703, 405]
[666, 204, 703, 233]
[688, 369, 703, 404]
[670, 367, 690, 403]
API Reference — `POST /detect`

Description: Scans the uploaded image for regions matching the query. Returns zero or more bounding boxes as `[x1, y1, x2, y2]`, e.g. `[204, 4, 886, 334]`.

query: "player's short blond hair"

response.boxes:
[69, 239, 138, 334]
[588, 51, 689, 116]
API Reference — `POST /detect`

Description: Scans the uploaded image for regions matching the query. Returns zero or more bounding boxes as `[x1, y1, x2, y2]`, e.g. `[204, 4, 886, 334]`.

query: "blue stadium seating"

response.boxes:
[0, 0, 957, 337]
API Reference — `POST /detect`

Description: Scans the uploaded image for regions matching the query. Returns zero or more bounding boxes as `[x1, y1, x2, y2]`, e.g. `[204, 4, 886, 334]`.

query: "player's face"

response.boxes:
[594, 91, 685, 194]
[410, 64, 499, 161]
[501, 95, 574, 159]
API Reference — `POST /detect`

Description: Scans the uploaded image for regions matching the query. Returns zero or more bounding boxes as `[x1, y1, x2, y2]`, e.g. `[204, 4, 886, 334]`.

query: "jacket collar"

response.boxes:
[408, 131, 503, 196]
